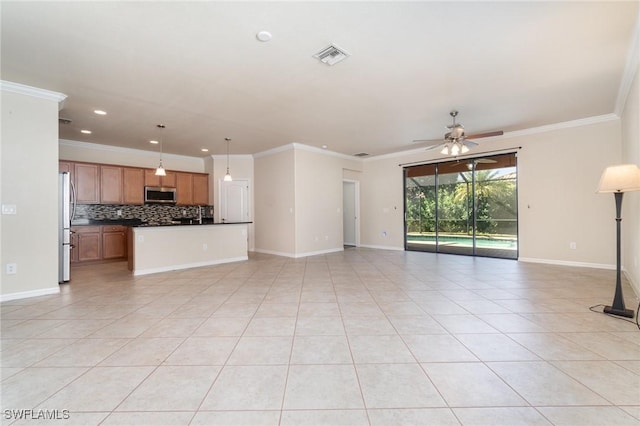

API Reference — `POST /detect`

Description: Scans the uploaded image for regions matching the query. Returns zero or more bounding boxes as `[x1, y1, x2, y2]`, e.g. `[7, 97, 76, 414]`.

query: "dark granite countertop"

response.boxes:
[134, 221, 252, 227]
[71, 218, 145, 226]
[72, 218, 251, 227]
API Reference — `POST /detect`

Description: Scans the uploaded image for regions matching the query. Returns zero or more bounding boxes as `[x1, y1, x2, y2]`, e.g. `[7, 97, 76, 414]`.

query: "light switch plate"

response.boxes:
[2, 204, 17, 215]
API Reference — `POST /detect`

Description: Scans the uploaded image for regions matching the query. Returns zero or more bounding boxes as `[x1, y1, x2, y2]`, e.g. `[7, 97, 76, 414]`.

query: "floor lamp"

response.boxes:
[597, 164, 640, 318]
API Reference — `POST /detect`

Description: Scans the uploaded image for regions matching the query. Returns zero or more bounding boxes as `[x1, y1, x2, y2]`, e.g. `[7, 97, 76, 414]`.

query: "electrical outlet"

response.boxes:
[6, 263, 17, 274]
[202, 243, 208, 250]
[569, 242, 577, 250]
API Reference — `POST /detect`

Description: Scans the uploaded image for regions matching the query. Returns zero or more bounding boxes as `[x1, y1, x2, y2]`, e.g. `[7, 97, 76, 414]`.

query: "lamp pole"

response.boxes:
[603, 191, 634, 318]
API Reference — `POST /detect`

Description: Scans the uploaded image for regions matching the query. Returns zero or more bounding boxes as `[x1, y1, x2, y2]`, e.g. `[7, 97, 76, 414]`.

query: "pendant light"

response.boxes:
[224, 137, 232, 182]
[155, 124, 167, 176]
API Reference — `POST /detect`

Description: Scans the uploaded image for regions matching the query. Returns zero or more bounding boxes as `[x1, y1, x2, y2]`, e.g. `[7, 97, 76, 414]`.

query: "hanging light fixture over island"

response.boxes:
[224, 137, 232, 182]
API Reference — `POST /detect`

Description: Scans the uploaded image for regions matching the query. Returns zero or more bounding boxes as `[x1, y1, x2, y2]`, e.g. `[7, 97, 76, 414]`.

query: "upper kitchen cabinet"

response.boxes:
[193, 173, 209, 205]
[176, 172, 193, 205]
[123, 167, 145, 205]
[144, 169, 176, 188]
[177, 172, 209, 205]
[100, 165, 123, 204]
[74, 163, 100, 204]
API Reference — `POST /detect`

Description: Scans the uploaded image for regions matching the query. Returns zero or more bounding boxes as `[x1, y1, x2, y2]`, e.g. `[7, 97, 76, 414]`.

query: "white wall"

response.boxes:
[59, 139, 206, 173]
[360, 117, 623, 268]
[621, 61, 640, 294]
[253, 144, 363, 257]
[1, 82, 66, 301]
[294, 148, 348, 256]
[254, 147, 296, 256]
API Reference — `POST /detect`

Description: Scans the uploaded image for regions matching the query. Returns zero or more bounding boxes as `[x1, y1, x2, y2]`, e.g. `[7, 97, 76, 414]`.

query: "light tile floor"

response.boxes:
[1, 249, 639, 425]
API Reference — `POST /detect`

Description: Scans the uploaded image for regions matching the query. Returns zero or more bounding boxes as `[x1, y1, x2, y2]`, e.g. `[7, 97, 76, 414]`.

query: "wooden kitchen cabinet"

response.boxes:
[59, 161, 75, 185]
[71, 225, 128, 263]
[193, 173, 209, 205]
[144, 169, 176, 188]
[176, 172, 194, 205]
[74, 226, 102, 262]
[100, 165, 123, 204]
[102, 225, 127, 259]
[75, 163, 100, 204]
[123, 167, 145, 204]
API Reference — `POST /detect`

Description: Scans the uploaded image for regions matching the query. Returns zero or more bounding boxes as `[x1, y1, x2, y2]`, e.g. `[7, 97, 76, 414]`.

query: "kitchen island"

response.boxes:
[128, 222, 250, 276]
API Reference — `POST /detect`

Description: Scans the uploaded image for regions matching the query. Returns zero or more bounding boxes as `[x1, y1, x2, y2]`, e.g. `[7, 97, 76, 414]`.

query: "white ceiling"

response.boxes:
[1, 1, 638, 158]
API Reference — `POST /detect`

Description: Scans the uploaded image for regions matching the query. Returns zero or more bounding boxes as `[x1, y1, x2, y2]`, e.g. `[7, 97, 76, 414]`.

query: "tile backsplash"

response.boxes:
[74, 204, 214, 224]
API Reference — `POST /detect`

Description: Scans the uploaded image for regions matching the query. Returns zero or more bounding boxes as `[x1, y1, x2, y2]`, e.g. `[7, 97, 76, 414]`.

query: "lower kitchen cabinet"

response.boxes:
[102, 225, 127, 259]
[74, 226, 102, 262]
[71, 225, 127, 263]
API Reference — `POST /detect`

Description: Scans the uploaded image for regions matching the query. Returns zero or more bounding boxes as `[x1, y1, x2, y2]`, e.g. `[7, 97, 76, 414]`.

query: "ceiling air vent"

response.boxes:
[313, 44, 350, 66]
[354, 152, 369, 157]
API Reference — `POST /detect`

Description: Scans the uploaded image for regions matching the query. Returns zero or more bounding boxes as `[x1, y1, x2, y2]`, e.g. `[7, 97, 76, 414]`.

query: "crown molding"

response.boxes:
[210, 154, 254, 161]
[1, 80, 67, 110]
[253, 142, 362, 161]
[503, 113, 619, 139]
[614, 8, 640, 116]
[252, 143, 295, 159]
[364, 113, 620, 162]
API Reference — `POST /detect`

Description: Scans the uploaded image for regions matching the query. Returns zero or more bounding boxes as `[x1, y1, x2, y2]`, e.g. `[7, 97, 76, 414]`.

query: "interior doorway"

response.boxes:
[343, 180, 359, 247]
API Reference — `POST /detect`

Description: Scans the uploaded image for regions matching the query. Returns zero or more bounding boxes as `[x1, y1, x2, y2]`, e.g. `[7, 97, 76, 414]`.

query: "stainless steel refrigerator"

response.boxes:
[58, 172, 74, 283]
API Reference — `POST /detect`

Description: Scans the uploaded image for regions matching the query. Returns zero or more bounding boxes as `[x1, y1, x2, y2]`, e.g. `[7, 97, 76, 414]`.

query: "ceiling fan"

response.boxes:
[414, 110, 504, 156]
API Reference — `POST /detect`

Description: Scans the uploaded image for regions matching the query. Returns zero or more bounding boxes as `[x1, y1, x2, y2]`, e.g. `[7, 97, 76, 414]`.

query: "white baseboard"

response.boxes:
[293, 247, 344, 258]
[0, 286, 61, 302]
[359, 244, 404, 251]
[254, 247, 344, 258]
[518, 257, 616, 270]
[133, 256, 248, 276]
[253, 248, 296, 258]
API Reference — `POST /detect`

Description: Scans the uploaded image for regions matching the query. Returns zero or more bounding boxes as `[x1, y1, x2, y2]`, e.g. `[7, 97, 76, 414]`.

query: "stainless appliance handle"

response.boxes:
[70, 179, 77, 221]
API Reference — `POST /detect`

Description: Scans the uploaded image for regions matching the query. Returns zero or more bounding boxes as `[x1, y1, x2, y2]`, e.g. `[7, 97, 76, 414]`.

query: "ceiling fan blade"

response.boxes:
[475, 158, 497, 164]
[425, 144, 445, 152]
[466, 130, 504, 139]
[411, 139, 441, 144]
[463, 140, 478, 148]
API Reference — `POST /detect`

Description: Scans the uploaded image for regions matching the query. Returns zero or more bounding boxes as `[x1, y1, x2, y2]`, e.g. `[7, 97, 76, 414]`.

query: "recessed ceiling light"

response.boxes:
[80, 129, 92, 134]
[256, 30, 272, 42]
[149, 140, 159, 144]
[321, 145, 328, 149]
[201, 148, 209, 152]
[94, 110, 107, 115]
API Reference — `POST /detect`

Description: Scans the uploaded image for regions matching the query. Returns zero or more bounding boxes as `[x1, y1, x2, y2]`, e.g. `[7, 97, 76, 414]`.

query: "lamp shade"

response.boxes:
[597, 164, 640, 193]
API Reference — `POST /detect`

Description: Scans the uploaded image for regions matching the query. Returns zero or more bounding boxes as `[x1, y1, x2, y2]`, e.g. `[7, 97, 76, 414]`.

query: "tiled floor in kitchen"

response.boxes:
[1, 248, 639, 426]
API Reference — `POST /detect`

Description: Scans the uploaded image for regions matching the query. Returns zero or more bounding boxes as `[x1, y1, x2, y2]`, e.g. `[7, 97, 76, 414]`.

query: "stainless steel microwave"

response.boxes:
[144, 186, 177, 204]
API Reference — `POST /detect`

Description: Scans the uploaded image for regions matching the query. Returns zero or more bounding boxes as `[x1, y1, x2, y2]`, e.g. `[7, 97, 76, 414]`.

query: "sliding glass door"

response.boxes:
[404, 153, 518, 259]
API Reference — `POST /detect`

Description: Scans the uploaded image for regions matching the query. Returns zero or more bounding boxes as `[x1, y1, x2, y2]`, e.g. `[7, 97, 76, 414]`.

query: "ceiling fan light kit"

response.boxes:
[417, 110, 504, 157]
